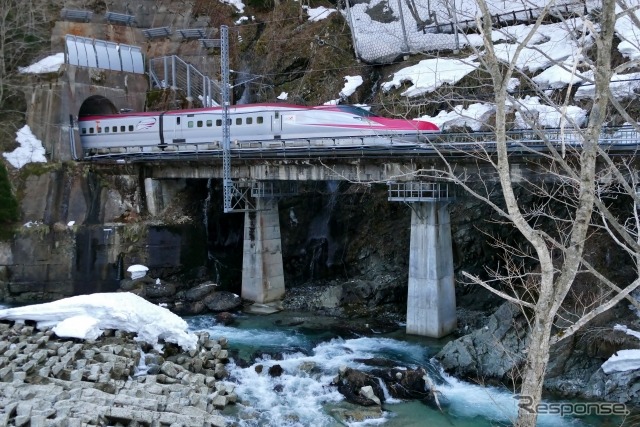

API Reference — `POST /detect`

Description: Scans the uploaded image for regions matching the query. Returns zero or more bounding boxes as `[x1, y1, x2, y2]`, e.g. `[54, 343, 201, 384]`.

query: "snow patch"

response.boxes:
[303, 5, 336, 22]
[19, 53, 64, 74]
[3, 125, 47, 169]
[339, 75, 363, 98]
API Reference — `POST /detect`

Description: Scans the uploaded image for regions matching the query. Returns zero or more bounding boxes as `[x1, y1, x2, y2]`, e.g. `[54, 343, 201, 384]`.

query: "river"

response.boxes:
[186, 311, 622, 427]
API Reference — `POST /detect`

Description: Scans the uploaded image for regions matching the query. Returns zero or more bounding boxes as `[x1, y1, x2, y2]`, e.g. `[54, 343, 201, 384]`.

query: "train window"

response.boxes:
[275, 112, 280, 119]
[188, 121, 194, 128]
[129, 125, 134, 131]
[236, 118, 242, 125]
[105, 127, 109, 133]
[247, 117, 253, 125]
[112, 126, 117, 132]
[121, 126, 125, 132]
[216, 119, 222, 126]
[177, 117, 181, 125]
[82, 128, 87, 134]
[97, 127, 102, 133]
[89, 128, 94, 134]
[227, 119, 232, 126]
[206, 120, 212, 127]
[257, 117, 263, 124]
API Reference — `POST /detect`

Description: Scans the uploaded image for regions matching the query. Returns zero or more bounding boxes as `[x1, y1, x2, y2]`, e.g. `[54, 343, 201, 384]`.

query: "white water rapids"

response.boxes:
[187, 314, 591, 427]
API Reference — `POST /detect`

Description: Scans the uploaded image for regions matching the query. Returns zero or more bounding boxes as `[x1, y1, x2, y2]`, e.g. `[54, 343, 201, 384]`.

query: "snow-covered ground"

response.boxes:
[0, 292, 198, 351]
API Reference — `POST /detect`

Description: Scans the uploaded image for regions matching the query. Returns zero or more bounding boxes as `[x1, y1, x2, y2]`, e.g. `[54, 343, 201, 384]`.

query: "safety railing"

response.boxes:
[148, 55, 221, 107]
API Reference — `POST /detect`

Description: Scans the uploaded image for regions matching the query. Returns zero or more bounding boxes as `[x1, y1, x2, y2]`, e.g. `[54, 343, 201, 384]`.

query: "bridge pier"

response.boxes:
[241, 198, 285, 303]
[406, 202, 457, 337]
[388, 182, 457, 338]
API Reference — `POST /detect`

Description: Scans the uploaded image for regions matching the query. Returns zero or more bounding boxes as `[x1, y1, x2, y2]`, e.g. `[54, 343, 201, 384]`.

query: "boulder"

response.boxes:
[185, 282, 219, 302]
[145, 280, 177, 299]
[359, 385, 381, 405]
[336, 368, 384, 407]
[268, 364, 283, 377]
[203, 292, 242, 312]
[435, 302, 528, 382]
[215, 312, 235, 325]
[172, 301, 206, 316]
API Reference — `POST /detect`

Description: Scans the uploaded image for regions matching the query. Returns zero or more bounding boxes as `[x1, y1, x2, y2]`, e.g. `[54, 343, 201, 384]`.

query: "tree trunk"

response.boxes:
[515, 312, 554, 427]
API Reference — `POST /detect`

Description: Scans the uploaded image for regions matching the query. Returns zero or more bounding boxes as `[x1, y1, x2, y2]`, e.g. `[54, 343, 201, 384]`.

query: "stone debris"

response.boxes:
[0, 322, 233, 426]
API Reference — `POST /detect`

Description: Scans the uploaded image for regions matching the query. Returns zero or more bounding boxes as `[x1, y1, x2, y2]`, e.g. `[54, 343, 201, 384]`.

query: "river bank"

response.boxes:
[0, 319, 232, 426]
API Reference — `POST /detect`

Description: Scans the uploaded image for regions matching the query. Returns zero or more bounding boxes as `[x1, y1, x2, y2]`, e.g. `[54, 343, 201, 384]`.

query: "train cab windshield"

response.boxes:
[334, 105, 378, 117]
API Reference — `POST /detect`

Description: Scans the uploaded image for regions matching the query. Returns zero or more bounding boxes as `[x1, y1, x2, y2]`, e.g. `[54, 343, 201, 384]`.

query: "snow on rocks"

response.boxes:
[615, 0, 640, 60]
[512, 96, 587, 128]
[419, 103, 496, 132]
[0, 292, 198, 351]
[18, 53, 64, 74]
[575, 72, 640, 100]
[339, 75, 363, 99]
[601, 324, 640, 374]
[491, 19, 593, 73]
[532, 62, 592, 90]
[2, 125, 47, 169]
[382, 58, 479, 98]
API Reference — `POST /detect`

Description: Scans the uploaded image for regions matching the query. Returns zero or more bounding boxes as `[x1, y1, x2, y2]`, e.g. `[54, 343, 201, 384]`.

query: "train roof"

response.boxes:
[78, 103, 384, 121]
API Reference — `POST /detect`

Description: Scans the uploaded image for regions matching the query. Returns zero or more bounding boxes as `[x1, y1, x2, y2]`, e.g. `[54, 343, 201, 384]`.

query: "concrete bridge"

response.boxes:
[125, 135, 640, 339]
[140, 156, 467, 338]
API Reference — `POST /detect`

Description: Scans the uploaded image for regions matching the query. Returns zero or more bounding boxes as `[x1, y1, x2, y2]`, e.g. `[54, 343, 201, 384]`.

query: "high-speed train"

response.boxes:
[78, 103, 439, 157]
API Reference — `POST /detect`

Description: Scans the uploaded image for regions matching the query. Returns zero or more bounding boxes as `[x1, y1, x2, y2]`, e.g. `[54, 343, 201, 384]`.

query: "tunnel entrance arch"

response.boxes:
[78, 95, 118, 117]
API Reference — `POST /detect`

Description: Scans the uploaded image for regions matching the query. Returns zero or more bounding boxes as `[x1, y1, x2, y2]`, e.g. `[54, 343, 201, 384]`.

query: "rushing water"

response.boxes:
[186, 312, 618, 427]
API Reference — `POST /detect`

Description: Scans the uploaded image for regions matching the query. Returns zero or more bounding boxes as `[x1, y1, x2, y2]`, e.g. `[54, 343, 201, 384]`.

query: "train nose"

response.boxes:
[413, 119, 439, 131]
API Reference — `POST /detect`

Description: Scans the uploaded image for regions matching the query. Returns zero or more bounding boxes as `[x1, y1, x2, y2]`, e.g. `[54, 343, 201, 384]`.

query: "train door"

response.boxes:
[272, 111, 282, 139]
[172, 115, 186, 143]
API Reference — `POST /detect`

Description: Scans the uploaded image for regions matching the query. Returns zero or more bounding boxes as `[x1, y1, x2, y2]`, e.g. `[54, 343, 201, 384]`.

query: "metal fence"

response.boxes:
[148, 56, 221, 107]
[64, 35, 144, 73]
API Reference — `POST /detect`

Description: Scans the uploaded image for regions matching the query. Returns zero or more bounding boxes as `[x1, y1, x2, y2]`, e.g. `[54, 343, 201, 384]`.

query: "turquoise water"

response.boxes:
[186, 311, 626, 427]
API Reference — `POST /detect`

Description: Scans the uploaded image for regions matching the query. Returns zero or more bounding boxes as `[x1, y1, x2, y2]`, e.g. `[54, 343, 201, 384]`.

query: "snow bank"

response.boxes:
[3, 125, 47, 169]
[0, 292, 198, 351]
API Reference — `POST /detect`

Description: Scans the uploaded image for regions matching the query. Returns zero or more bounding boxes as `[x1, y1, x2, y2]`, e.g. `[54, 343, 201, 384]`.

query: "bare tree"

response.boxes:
[425, 1, 640, 426]
[0, 0, 50, 145]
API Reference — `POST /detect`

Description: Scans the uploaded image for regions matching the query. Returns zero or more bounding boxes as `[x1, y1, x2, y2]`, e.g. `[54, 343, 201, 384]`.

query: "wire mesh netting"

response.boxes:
[343, 0, 585, 64]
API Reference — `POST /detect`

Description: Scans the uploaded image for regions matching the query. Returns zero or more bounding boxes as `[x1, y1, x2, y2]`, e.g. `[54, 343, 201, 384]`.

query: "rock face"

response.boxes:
[0, 321, 233, 426]
[436, 303, 529, 382]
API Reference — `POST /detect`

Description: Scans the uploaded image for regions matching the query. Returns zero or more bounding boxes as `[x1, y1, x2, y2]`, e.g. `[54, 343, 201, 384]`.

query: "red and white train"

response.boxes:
[78, 103, 439, 157]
